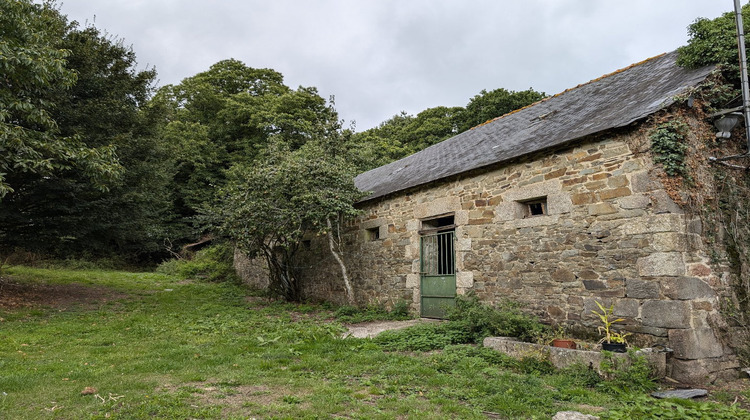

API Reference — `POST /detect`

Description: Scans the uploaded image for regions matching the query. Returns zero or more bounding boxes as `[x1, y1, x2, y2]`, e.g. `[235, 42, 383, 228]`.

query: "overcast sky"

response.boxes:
[56, 1, 734, 131]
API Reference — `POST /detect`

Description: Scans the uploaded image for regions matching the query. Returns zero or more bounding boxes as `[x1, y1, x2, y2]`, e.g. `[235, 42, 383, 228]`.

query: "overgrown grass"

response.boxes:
[333, 301, 412, 323]
[155, 243, 240, 283]
[1, 266, 747, 419]
[373, 294, 549, 352]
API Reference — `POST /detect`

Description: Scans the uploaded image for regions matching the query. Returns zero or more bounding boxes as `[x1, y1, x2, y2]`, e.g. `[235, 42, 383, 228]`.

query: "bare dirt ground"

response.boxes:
[0, 278, 128, 310]
[343, 318, 440, 338]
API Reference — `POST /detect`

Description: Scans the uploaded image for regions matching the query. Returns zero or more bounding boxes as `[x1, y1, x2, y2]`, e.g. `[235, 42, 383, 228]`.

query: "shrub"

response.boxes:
[156, 243, 240, 283]
[373, 322, 473, 351]
[602, 395, 750, 420]
[428, 344, 518, 373]
[597, 350, 656, 394]
[333, 301, 412, 323]
[558, 363, 602, 388]
[446, 294, 548, 342]
[373, 296, 548, 352]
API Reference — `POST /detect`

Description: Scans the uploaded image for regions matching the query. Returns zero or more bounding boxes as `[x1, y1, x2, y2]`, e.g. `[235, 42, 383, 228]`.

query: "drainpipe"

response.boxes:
[734, 0, 750, 153]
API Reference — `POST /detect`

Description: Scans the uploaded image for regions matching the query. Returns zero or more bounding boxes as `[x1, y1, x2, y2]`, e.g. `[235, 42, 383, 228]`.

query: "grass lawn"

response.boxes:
[1, 266, 749, 419]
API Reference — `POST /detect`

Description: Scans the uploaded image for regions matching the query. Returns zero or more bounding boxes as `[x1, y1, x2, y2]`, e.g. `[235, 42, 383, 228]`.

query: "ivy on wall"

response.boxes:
[649, 120, 689, 177]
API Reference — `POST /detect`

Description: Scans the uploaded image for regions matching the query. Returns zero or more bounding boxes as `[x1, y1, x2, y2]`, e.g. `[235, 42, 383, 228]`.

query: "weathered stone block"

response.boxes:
[687, 263, 711, 277]
[547, 305, 565, 318]
[413, 196, 460, 219]
[457, 271, 474, 288]
[661, 277, 716, 300]
[571, 192, 595, 205]
[588, 203, 617, 215]
[599, 187, 632, 200]
[548, 192, 573, 215]
[618, 194, 651, 210]
[651, 232, 687, 252]
[621, 214, 683, 235]
[687, 217, 702, 235]
[669, 359, 722, 384]
[614, 298, 639, 318]
[405, 273, 419, 288]
[583, 280, 606, 290]
[630, 171, 661, 193]
[629, 325, 669, 337]
[637, 253, 685, 277]
[592, 173, 611, 181]
[456, 238, 472, 251]
[545, 167, 567, 180]
[607, 175, 630, 188]
[578, 270, 599, 280]
[668, 328, 724, 359]
[552, 268, 576, 282]
[642, 300, 691, 329]
[650, 190, 684, 214]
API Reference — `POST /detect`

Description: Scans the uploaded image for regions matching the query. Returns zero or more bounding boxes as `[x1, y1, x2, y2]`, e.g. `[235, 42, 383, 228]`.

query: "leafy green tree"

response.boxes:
[349, 88, 544, 170]
[0, 12, 168, 259]
[154, 59, 340, 244]
[677, 4, 750, 69]
[455, 87, 546, 133]
[0, 0, 122, 198]
[214, 138, 364, 302]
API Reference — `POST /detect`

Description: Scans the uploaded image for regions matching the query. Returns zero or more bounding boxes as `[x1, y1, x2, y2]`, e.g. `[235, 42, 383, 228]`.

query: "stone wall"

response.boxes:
[239, 114, 739, 382]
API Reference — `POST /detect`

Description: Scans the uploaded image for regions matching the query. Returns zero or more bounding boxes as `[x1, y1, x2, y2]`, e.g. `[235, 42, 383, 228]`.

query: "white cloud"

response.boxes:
[57, 0, 733, 130]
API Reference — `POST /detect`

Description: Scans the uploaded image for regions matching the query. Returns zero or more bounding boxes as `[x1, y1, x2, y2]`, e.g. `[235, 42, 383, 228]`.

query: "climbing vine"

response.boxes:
[648, 120, 689, 177]
[712, 171, 750, 365]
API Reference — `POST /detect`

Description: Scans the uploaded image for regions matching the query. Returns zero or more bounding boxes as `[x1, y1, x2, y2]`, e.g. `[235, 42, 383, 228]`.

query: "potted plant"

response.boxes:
[591, 301, 630, 353]
[550, 325, 577, 349]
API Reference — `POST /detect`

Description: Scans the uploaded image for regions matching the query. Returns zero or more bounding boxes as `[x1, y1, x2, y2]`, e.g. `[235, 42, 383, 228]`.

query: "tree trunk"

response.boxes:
[327, 217, 355, 305]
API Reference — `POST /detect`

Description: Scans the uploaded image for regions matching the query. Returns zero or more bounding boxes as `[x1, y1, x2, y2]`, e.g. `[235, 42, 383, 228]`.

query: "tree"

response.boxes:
[0, 0, 121, 198]
[349, 87, 544, 170]
[0, 15, 168, 259]
[215, 138, 365, 302]
[154, 60, 341, 243]
[455, 87, 546, 133]
[677, 4, 750, 70]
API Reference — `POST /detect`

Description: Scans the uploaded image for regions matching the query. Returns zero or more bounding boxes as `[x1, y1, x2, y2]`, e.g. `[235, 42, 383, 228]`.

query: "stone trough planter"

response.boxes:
[483, 336, 667, 378]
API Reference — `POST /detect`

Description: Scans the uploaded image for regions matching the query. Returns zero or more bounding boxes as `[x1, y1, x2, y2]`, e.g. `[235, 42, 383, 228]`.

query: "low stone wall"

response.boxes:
[483, 336, 667, 378]
[233, 248, 269, 291]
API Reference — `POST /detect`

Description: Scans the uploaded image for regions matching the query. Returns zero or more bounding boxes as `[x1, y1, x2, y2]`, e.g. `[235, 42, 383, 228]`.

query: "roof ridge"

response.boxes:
[470, 52, 670, 130]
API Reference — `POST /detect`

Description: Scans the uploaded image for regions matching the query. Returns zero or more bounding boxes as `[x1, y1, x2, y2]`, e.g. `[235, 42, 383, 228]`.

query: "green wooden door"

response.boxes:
[420, 230, 456, 318]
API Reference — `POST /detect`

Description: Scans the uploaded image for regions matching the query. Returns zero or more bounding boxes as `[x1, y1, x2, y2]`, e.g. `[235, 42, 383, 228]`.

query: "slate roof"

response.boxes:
[354, 51, 715, 202]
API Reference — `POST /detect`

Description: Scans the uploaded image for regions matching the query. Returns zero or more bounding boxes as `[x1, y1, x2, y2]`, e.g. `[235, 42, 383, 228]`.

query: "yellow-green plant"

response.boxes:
[592, 301, 630, 345]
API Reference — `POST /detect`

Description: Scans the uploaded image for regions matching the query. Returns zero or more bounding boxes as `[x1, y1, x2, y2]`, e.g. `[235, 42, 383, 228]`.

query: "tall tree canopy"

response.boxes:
[0, 3, 168, 259]
[349, 87, 545, 170]
[455, 87, 546, 133]
[0, 0, 121, 198]
[153, 59, 340, 239]
[677, 4, 750, 70]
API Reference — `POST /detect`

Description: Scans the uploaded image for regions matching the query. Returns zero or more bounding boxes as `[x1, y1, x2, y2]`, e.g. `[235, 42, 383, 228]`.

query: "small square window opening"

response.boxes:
[365, 227, 380, 241]
[523, 198, 548, 218]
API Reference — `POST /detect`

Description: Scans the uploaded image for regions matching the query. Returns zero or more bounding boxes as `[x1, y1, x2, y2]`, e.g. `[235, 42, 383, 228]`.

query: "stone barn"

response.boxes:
[238, 51, 750, 382]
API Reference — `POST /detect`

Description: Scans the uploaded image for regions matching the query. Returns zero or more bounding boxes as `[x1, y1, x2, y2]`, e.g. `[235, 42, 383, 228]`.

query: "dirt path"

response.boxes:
[0, 278, 127, 310]
[343, 318, 439, 338]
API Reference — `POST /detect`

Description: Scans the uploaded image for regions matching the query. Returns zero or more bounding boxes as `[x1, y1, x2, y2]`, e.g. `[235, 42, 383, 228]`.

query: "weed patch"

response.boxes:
[156, 243, 239, 283]
[447, 294, 548, 342]
[602, 395, 750, 420]
[333, 300, 411, 323]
